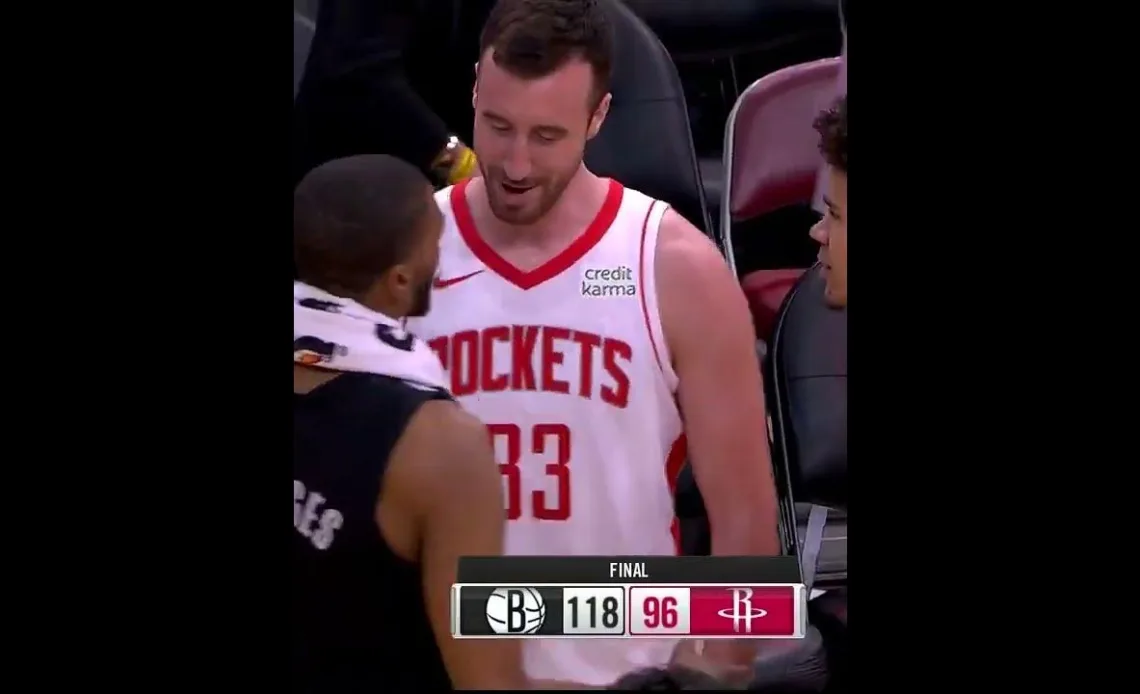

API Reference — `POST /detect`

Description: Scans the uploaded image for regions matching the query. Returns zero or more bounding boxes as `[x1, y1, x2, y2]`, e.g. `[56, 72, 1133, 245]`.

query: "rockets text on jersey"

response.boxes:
[411, 179, 686, 549]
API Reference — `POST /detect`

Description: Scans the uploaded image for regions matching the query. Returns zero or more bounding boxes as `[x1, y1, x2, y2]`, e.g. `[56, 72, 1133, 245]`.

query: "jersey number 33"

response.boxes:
[488, 423, 571, 521]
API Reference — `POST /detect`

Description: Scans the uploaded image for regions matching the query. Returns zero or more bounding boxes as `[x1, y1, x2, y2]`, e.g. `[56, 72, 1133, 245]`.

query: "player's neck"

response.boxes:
[352, 292, 406, 325]
[476, 168, 608, 249]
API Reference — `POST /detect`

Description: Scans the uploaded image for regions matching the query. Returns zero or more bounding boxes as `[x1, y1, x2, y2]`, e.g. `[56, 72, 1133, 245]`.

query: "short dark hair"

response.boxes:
[813, 95, 847, 173]
[479, 0, 613, 101]
[294, 155, 431, 295]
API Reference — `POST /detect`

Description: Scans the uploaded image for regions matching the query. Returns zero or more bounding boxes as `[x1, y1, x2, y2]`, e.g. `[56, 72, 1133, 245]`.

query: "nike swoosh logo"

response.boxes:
[433, 270, 485, 289]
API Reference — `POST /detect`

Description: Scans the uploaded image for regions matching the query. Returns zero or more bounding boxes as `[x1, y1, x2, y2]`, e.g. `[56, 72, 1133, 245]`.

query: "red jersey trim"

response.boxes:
[450, 178, 624, 291]
[665, 435, 688, 554]
[637, 200, 670, 381]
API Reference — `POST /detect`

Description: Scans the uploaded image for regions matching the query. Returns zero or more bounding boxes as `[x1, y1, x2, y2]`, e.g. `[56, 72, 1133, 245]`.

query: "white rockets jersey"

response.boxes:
[410, 179, 684, 684]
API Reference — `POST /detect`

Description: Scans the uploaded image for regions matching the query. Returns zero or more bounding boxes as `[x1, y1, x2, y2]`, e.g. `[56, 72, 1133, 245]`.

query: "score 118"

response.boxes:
[561, 586, 626, 636]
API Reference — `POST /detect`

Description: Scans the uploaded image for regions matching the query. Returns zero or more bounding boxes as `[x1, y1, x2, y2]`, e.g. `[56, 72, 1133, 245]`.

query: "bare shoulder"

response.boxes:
[398, 399, 493, 476]
[656, 209, 749, 334]
[387, 399, 496, 509]
[656, 208, 726, 268]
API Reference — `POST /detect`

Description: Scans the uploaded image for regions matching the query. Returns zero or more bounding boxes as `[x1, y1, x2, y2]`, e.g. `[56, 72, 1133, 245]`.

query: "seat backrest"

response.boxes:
[721, 58, 840, 272]
[813, 2, 846, 212]
[294, 10, 316, 100]
[622, 0, 839, 61]
[584, 0, 713, 237]
[767, 265, 847, 509]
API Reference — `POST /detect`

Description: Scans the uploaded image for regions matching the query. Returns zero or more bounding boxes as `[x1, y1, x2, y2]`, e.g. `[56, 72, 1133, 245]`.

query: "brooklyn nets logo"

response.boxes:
[485, 587, 547, 635]
[717, 588, 768, 633]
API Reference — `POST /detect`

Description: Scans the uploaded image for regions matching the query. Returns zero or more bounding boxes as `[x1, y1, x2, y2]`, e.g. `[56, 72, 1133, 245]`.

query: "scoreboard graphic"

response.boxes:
[450, 556, 807, 640]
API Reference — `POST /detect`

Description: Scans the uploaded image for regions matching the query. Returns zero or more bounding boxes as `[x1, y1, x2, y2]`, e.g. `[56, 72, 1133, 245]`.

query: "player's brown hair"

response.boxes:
[294, 154, 432, 295]
[813, 95, 847, 174]
[479, 0, 614, 106]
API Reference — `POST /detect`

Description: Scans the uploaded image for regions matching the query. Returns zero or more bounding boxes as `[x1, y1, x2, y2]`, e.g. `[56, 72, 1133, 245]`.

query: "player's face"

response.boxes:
[472, 53, 610, 225]
[393, 191, 444, 318]
[809, 166, 847, 309]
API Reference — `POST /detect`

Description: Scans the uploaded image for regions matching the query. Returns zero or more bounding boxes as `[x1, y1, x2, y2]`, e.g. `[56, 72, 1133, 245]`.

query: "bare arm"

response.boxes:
[657, 210, 781, 557]
[394, 402, 600, 690]
[657, 211, 783, 679]
[392, 401, 529, 690]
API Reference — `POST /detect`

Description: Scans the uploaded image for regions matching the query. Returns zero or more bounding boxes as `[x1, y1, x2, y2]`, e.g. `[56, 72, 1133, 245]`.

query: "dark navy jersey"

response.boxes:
[293, 372, 452, 692]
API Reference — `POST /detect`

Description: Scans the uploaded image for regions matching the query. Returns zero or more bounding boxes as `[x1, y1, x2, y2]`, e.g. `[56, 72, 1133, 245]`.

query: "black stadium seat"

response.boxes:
[585, 0, 709, 553]
[581, 1, 717, 562]
[767, 265, 847, 512]
[584, 0, 714, 240]
[766, 265, 847, 592]
[621, 0, 839, 62]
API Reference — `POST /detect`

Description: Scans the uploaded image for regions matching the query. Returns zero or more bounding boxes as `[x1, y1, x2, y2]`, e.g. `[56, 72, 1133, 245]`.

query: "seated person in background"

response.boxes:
[808, 95, 847, 309]
[294, 0, 478, 187]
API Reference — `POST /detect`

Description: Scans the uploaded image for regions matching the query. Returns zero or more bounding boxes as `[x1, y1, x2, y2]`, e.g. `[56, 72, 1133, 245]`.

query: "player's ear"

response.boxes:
[386, 264, 414, 310]
[586, 92, 611, 141]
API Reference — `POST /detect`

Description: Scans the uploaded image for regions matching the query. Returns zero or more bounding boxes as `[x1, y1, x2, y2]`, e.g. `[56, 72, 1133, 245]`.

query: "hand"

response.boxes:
[669, 639, 755, 687]
[447, 143, 477, 184]
[431, 136, 479, 187]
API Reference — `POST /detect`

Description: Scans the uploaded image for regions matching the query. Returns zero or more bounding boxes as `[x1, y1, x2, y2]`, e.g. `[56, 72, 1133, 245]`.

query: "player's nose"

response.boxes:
[809, 219, 828, 245]
[502, 141, 532, 181]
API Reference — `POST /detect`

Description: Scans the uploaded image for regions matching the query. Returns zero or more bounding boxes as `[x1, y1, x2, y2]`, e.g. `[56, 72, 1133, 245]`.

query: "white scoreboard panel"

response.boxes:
[561, 585, 627, 635]
[627, 586, 691, 636]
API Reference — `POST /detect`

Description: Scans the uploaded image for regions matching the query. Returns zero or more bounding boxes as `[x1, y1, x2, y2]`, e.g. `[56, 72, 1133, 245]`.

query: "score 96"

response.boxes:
[629, 587, 690, 636]
[644, 596, 678, 628]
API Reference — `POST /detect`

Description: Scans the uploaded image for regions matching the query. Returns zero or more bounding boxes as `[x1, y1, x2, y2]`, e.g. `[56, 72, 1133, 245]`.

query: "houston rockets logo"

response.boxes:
[717, 588, 768, 633]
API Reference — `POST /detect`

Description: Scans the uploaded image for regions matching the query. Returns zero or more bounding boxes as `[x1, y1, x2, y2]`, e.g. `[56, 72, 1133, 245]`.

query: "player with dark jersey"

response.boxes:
[293, 154, 535, 690]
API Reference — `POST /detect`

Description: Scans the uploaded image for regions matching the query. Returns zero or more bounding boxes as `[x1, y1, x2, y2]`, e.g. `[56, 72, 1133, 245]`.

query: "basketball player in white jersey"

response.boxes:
[409, 0, 781, 685]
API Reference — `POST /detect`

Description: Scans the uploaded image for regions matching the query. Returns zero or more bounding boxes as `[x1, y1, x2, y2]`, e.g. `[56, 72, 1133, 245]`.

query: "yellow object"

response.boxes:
[448, 147, 478, 184]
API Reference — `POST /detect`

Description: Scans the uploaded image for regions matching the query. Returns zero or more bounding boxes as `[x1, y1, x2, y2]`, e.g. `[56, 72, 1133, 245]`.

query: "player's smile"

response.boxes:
[500, 180, 537, 197]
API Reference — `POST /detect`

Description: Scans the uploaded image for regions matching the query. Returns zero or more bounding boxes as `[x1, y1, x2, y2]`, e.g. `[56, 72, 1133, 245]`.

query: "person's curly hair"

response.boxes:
[813, 95, 847, 173]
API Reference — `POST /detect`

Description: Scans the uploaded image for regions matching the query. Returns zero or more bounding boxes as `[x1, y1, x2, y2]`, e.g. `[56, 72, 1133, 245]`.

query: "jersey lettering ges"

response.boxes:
[409, 179, 687, 684]
[293, 480, 343, 551]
